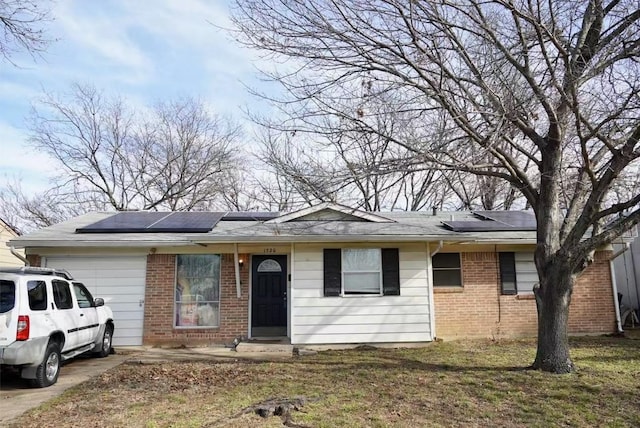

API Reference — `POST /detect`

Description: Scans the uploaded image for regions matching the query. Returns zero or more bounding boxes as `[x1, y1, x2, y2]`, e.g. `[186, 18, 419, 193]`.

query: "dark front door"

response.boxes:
[251, 255, 287, 337]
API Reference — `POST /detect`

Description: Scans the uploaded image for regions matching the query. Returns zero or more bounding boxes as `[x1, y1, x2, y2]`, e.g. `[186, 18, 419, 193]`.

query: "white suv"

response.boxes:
[0, 267, 114, 387]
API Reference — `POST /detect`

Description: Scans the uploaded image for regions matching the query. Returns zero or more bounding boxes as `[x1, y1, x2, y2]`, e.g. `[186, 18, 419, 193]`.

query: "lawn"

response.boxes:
[8, 336, 640, 428]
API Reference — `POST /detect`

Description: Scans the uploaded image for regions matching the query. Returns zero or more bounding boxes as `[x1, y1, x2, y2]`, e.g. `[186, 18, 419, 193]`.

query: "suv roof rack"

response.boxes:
[0, 266, 74, 280]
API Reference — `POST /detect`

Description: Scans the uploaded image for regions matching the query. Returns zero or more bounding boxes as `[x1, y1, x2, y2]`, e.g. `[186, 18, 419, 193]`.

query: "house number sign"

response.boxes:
[263, 248, 277, 254]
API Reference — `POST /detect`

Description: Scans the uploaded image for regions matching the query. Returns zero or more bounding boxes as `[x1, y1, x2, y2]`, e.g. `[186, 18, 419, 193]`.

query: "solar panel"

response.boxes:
[147, 212, 225, 232]
[474, 211, 536, 228]
[441, 221, 518, 232]
[76, 212, 170, 233]
[221, 212, 280, 221]
[442, 211, 537, 232]
[76, 212, 224, 233]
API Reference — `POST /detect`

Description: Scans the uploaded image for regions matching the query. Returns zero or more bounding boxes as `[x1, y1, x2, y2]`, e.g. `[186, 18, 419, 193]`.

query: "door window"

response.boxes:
[52, 280, 74, 310]
[72, 282, 94, 308]
[257, 259, 282, 272]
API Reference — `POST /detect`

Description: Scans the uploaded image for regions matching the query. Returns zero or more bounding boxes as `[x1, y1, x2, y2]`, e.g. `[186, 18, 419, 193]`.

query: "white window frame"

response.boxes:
[174, 254, 221, 329]
[341, 248, 383, 296]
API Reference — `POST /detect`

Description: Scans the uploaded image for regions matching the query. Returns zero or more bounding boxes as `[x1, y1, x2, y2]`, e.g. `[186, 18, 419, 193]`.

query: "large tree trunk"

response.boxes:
[532, 263, 575, 374]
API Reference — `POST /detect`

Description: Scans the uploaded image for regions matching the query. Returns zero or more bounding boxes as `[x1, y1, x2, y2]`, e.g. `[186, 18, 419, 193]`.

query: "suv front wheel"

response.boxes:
[94, 325, 113, 358]
[33, 341, 61, 388]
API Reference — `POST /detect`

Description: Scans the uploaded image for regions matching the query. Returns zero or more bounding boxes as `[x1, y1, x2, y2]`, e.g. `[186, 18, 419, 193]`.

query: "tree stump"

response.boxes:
[243, 396, 312, 427]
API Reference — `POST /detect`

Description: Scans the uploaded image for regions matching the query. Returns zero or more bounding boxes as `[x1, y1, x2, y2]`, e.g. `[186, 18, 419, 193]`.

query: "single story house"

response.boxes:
[7, 203, 622, 347]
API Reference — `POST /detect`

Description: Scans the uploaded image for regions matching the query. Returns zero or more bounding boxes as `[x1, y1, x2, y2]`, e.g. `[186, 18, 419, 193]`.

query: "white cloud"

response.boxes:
[0, 122, 54, 193]
[51, 0, 154, 84]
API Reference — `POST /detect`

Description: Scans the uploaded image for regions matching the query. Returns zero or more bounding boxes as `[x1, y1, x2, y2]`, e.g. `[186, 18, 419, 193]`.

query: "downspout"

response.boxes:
[10, 246, 29, 266]
[289, 242, 294, 342]
[609, 243, 630, 334]
[427, 240, 443, 341]
[234, 243, 242, 298]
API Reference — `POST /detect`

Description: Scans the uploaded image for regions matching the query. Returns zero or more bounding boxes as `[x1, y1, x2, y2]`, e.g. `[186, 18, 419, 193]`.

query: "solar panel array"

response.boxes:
[76, 211, 281, 233]
[442, 211, 536, 232]
[77, 212, 225, 233]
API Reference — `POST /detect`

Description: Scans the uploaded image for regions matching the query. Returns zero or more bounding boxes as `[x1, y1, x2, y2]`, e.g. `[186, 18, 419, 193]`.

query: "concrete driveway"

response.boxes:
[0, 353, 129, 425]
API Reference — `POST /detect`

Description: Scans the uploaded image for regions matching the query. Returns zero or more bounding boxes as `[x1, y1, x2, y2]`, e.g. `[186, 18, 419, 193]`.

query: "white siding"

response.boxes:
[291, 243, 432, 345]
[0, 224, 22, 266]
[45, 256, 147, 346]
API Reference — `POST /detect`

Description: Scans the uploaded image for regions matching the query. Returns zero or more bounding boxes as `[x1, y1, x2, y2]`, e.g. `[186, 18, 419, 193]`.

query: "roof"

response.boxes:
[0, 217, 20, 237]
[8, 206, 538, 249]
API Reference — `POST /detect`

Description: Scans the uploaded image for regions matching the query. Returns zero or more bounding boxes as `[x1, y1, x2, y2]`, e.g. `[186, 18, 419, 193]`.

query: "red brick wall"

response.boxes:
[143, 253, 249, 346]
[26, 254, 41, 266]
[434, 251, 616, 340]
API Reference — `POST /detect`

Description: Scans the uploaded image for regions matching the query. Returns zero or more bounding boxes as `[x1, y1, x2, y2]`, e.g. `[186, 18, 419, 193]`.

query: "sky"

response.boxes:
[0, 0, 267, 194]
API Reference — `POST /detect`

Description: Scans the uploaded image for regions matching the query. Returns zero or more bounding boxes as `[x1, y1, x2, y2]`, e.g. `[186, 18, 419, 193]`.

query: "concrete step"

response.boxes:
[235, 342, 294, 354]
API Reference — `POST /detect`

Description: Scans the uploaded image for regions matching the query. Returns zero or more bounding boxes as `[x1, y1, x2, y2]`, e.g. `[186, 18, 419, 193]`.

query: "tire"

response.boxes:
[94, 324, 113, 358]
[33, 342, 61, 388]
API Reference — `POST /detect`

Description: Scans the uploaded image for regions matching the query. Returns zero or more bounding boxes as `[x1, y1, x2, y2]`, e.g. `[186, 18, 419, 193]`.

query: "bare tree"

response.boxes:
[232, 0, 640, 373]
[4, 84, 242, 229]
[0, 0, 51, 62]
[254, 91, 495, 212]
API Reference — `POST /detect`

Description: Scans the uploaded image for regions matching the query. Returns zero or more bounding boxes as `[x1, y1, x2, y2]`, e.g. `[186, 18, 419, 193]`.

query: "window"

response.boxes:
[175, 254, 221, 327]
[27, 280, 47, 311]
[52, 280, 74, 310]
[0, 280, 15, 313]
[324, 248, 399, 297]
[499, 253, 517, 295]
[432, 253, 462, 286]
[343, 249, 382, 295]
[257, 259, 282, 272]
[73, 282, 94, 308]
[499, 252, 537, 294]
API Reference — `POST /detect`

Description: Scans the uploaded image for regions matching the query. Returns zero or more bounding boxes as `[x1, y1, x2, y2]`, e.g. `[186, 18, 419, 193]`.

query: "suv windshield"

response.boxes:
[0, 280, 16, 313]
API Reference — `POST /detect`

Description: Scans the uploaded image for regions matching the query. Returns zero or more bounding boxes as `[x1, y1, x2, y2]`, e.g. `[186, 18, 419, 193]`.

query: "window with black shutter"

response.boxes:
[323, 248, 400, 296]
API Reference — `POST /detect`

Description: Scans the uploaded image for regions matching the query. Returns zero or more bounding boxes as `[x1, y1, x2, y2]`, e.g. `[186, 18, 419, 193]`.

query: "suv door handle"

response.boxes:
[80, 314, 84, 317]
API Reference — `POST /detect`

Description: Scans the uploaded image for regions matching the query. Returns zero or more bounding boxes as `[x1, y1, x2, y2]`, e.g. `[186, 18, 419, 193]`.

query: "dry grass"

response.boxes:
[9, 336, 640, 428]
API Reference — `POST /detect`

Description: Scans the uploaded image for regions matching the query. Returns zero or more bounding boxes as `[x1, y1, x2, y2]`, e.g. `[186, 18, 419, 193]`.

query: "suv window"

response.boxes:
[72, 282, 94, 309]
[27, 280, 48, 311]
[0, 280, 15, 313]
[52, 280, 74, 310]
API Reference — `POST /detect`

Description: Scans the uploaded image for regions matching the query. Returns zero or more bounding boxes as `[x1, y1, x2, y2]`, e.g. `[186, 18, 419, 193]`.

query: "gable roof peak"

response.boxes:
[267, 202, 394, 223]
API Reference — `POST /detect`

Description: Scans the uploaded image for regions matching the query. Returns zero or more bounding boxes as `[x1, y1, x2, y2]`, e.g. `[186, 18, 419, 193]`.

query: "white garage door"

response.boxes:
[45, 256, 147, 346]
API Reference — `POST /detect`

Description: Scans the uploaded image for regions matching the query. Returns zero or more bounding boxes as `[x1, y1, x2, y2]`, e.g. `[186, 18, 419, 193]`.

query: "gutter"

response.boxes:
[10, 246, 29, 266]
[609, 243, 630, 334]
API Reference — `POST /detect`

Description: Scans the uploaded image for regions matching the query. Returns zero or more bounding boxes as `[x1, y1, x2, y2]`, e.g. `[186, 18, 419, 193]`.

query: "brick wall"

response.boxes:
[26, 254, 41, 266]
[143, 253, 249, 346]
[434, 251, 616, 340]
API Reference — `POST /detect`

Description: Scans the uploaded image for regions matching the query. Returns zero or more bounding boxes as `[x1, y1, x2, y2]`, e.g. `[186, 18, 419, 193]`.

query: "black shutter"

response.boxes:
[382, 248, 400, 296]
[499, 252, 517, 295]
[323, 249, 341, 297]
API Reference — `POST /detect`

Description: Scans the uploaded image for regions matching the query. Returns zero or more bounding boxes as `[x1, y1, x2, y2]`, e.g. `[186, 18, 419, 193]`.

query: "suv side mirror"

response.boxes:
[93, 298, 105, 307]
